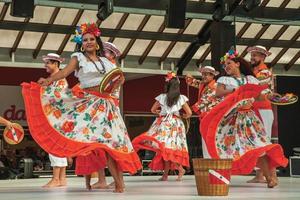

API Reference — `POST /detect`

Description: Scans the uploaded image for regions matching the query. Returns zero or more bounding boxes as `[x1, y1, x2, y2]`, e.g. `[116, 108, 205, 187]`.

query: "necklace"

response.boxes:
[84, 53, 106, 74]
[232, 75, 246, 86]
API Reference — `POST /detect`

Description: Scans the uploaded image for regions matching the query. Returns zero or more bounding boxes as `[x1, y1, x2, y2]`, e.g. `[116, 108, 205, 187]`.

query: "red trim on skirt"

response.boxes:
[75, 149, 107, 175]
[21, 82, 141, 174]
[200, 84, 288, 175]
[132, 133, 190, 170]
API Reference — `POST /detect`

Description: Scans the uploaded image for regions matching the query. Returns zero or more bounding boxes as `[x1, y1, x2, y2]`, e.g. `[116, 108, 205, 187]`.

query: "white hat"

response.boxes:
[103, 42, 121, 57]
[42, 53, 65, 63]
[199, 66, 219, 76]
[247, 45, 271, 56]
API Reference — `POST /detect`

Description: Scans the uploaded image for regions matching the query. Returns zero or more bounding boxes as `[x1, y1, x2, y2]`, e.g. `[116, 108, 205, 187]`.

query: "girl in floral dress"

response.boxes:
[200, 49, 288, 188]
[132, 72, 192, 181]
[21, 23, 141, 193]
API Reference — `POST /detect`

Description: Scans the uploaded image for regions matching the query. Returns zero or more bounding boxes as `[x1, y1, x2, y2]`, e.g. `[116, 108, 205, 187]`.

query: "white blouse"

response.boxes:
[217, 75, 259, 91]
[71, 52, 116, 88]
[155, 94, 189, 116]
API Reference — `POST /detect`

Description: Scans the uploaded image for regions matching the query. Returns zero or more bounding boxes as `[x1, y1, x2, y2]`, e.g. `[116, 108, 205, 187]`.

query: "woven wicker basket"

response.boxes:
[193, 158, 232, 196]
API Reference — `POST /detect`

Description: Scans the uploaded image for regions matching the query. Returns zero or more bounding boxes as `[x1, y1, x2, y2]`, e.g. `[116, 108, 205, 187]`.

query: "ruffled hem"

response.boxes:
[75, 149, 106, 175]
[21, 82, 142, 175]
[132, 133, 190, 170]
[200, 84, 288, 175]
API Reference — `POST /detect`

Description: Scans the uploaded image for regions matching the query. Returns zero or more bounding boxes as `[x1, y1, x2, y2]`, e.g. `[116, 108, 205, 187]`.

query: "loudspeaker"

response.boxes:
[277, 76, 300, 157]
[97, 0, 113, 21]
[165, 0, 186, 29]
[276, 76, 300, 176]
[290, 157, 300, 177]
[10, 0, 34, 18]
[210, 21, 235, 72]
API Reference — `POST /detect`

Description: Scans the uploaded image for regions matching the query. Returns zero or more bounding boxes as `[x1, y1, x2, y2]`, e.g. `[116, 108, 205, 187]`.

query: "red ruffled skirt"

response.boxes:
[21, 82, 141, 174]
[75, 149, 107, 175]
[132, 116, 190, 170]
[200, 84, 288, 175]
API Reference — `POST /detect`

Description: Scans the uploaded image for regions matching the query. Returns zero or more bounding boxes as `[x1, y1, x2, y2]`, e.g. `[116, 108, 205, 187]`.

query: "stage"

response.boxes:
[0, 175, 299, 200]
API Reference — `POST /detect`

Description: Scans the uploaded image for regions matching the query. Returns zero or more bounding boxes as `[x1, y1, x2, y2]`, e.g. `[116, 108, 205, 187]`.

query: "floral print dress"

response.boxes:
[200, 77, 288, 175]
[132, 94, 190, 170]
[21, 54, 141, 174]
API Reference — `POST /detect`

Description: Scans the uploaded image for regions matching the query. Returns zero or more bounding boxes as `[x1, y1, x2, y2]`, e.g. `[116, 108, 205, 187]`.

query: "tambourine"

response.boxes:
[3, 123, 24, 145]
[269, 93, 298, 106]
[99, 68, 124, 94]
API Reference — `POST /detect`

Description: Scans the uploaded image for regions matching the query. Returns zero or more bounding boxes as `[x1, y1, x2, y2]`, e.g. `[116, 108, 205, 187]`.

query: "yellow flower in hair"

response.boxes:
[80, 23, 87, 34]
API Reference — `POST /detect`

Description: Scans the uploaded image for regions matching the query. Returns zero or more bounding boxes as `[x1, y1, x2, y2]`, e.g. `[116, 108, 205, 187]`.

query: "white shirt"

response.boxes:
[155, 94, 189, 116]
[71, 52, 116, 88]
[217, 75, 259, 91]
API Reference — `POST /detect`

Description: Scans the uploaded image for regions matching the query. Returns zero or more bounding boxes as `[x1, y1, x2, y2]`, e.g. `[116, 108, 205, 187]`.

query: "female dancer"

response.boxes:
[22, 23, 141, 193]
[75, 42, 123, 190]
[133, 72, 192, 181]
[200, 49, 288, 188]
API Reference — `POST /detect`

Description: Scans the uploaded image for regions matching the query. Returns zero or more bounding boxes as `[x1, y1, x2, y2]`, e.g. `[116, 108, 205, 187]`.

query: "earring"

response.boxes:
[96, 44, 100, 50]
[80, 46, 85, 52]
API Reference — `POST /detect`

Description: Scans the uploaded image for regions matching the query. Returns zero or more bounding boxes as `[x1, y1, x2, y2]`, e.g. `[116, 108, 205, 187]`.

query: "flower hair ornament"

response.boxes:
[220, 47, 239, 65]
[165, 71, 178, 82]
[71, 23, 101, 45]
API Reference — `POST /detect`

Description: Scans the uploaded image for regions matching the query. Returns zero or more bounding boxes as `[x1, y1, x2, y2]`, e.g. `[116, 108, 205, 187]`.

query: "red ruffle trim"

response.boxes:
[200, 84, 288, 175]
[75, 149, 106, 175]
[132, 133, 190, 170]
[21, 82, 142, 174]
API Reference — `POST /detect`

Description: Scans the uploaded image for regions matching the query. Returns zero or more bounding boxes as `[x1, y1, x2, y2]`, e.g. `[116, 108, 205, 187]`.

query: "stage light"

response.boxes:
[97, 0, 113, 21]
[212, 0, 230, 22]
[10, 0, 34, 18]
[242, 0, 261, 12]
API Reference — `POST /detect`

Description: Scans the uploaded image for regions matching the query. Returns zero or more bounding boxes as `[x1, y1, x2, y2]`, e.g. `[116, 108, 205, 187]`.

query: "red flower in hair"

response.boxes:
[165, 71, 176, 82]
[81, 23, 101, 37]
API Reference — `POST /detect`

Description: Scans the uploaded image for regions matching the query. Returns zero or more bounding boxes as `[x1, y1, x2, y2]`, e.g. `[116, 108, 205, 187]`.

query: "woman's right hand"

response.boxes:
[6, 121, 14, 130]
[38, 77, 51, 86]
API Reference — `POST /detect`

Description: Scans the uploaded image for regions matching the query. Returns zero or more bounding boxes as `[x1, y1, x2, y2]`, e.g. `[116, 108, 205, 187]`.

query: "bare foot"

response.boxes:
[86, 184, 92, 191]
[42, 179, 61, 188]
[113, 184, 124, 193]
[59, 179, 67, 187]
[266, 176, 278, 188]
[108, 181, 115, 188]
[176, 169, 185, 181]
[108, 181, 125, 189]
[91, 181, 109, 189]
[247, 177, 267, 183]
[158, 174, 168, 181]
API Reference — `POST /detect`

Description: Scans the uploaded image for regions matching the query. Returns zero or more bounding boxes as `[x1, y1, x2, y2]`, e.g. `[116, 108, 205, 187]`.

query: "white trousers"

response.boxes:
[258, 109, 274, 140]
[255, 109, 274, 171]
[49, 154, 67, 167]
[202, 137, 211, 158]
